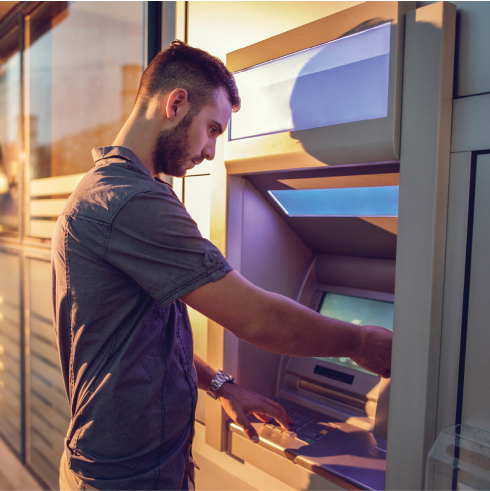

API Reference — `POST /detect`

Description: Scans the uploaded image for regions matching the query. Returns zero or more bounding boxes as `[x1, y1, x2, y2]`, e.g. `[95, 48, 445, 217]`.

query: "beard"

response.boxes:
[151, 110, 195, 178]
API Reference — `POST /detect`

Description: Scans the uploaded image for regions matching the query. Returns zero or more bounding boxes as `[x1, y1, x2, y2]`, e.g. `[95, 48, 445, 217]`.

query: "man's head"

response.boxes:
[137, 40, 240, 116]
[134, 41, 240, 177]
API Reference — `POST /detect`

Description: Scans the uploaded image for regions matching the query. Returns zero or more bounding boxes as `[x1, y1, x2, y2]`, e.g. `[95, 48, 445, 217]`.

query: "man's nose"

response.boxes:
[202, 140, 216, 161]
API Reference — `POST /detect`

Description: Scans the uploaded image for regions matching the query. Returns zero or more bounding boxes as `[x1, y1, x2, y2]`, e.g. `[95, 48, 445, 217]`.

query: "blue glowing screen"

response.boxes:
[268, 186, 399, 217]
[230, 22, 391, 141]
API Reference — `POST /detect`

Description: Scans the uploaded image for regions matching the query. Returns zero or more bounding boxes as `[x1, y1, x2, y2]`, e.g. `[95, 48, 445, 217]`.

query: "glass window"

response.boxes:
[0, 25, 20, 235]
[24, 1, 144, 238]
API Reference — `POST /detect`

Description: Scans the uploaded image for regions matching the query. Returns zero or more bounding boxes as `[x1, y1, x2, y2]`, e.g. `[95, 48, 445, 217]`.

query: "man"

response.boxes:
[52, 41, 392, 491]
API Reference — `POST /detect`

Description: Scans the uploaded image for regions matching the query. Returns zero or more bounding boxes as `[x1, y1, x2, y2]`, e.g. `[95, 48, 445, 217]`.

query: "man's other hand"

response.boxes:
[216, 382, 293, 443]
[351, 325, 393, 378]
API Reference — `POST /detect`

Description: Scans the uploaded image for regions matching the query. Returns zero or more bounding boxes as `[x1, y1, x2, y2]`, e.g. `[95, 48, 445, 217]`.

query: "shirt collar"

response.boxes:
[92, 146, 153, 178]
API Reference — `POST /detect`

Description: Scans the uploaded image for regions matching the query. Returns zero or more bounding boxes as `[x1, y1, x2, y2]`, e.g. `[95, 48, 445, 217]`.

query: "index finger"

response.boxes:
[252, 400, 293, 431]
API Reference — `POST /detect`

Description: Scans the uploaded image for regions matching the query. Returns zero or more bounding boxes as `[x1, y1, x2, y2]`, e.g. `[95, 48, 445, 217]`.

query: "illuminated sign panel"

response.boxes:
[230, 22, 391, 141]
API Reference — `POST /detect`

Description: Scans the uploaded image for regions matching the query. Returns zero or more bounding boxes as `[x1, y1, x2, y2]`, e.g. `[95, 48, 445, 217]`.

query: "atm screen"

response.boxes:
[315, 292, 394, 375]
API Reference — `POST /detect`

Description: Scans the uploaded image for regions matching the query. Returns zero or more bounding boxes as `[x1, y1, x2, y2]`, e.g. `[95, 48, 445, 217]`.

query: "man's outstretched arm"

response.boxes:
[193, 354, 293, 443]
[182, 270, 392, 378]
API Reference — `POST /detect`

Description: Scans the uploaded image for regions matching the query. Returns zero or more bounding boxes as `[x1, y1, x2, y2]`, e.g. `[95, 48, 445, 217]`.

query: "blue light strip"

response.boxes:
[268, 186, 399, 217]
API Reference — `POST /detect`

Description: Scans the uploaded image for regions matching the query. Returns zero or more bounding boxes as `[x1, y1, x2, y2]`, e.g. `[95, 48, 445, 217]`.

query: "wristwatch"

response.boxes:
[207, 370, 235, 399]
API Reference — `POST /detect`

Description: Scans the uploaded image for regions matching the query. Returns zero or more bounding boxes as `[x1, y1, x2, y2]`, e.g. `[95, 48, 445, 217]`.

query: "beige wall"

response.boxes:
[188, 1, 362, 60]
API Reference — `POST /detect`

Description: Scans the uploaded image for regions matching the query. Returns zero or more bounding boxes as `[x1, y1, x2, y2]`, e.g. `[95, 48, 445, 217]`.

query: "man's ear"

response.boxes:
[166, 88, 189, 122]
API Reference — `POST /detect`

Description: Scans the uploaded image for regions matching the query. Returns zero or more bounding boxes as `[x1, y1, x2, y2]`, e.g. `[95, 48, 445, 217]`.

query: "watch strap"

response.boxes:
[207, 370, 235, 399]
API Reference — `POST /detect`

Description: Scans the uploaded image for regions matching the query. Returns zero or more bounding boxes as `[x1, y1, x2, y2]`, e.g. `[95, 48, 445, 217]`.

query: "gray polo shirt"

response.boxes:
[51, 147, 232, 490]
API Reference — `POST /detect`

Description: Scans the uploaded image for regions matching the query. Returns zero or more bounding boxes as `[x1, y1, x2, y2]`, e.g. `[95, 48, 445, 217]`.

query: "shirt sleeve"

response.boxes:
[106, 185, 233, 308]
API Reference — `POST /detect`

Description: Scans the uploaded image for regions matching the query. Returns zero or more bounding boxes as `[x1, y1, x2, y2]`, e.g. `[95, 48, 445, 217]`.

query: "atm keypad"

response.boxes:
[267, 409, 338, 445]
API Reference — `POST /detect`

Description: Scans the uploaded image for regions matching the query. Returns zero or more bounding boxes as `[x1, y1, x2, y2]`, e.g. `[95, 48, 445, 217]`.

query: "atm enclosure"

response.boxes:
[203, 2, 455, 490]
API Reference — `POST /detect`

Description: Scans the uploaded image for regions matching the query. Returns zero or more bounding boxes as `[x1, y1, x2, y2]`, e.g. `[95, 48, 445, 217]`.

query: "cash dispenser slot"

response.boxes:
[299, 379, 370, 412]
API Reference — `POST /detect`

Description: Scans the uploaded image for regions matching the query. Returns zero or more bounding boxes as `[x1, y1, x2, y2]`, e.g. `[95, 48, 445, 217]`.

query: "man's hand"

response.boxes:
[216, 382, 293, 443]
[351, 325, 393, 378]
[193, 354, 292, 443]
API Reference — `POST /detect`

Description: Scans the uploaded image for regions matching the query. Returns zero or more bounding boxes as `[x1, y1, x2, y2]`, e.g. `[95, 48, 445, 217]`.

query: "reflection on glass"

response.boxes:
[25, 1, 144, 238]
[0, 250, 21, 452]
[315, 293, 394, 376]
[230, 22, 391, 141]
[0, 27, 20, 235]
[269, 186, 399, 217]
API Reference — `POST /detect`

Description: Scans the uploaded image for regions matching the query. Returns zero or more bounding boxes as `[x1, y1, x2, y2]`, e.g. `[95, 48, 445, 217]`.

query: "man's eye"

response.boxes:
[210, 126, 218, 134]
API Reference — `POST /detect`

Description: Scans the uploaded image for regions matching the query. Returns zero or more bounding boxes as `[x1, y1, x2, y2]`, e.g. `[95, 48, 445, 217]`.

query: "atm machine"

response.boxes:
[204, 2, 455, 490]
[227, 164, 397, 491]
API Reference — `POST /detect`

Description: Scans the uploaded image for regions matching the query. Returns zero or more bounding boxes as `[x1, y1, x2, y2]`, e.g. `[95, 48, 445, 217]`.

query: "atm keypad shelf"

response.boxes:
[229, 404, 387, 491]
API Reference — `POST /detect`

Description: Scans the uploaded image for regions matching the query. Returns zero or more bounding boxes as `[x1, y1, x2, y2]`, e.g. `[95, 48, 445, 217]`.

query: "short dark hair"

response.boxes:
[136, 40, 240, 114]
